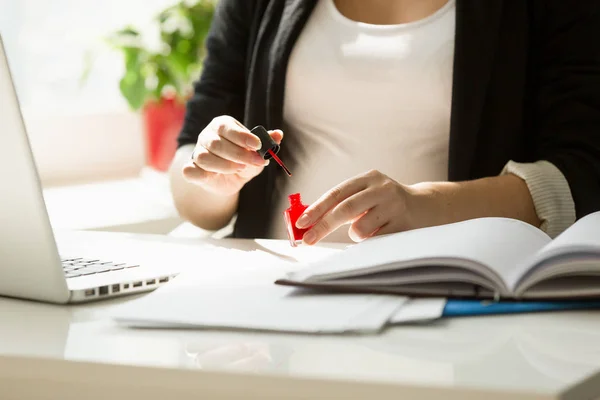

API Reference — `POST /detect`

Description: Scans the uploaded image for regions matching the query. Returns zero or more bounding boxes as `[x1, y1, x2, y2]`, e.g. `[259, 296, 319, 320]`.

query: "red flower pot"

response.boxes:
[142, 95, 186, 172]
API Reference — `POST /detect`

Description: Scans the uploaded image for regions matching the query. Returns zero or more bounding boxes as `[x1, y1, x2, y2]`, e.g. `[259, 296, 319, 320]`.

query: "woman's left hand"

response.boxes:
[296, 169, 425, 245]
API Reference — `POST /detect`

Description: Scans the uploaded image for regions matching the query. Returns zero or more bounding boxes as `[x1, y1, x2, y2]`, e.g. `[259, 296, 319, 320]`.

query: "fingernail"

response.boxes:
[247, 138, 261, 150]
[296, 214, 309, 229]
[303, 230, 316, 245]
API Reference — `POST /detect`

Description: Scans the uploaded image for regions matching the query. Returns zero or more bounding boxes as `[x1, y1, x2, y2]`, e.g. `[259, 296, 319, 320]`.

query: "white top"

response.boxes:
[266, 0, 576, 242]
[269, 0, 456, 242]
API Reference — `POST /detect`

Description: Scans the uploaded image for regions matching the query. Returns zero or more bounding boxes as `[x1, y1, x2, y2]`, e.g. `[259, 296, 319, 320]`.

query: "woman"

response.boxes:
[170, 0, 600, 245]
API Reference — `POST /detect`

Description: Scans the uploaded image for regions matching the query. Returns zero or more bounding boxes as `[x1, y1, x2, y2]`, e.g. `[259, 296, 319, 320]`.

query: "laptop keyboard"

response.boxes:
[61, 258, 139, 279]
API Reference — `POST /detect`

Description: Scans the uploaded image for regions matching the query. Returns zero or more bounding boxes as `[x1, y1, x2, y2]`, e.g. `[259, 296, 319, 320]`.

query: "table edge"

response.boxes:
[0, 354, 556, 400]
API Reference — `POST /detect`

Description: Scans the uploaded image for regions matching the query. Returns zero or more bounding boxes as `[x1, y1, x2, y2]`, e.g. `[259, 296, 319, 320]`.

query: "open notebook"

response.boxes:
[276, 211, 600, 300]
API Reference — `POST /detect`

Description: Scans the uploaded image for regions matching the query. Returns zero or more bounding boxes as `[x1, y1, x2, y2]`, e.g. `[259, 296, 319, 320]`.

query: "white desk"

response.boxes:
[43, 174, 183, 234]
[1, 232, 600, 400]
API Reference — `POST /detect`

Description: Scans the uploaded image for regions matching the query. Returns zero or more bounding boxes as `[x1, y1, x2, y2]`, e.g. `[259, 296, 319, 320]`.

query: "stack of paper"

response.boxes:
[109, 239, 447, 334]
[112, 283, 407, 334]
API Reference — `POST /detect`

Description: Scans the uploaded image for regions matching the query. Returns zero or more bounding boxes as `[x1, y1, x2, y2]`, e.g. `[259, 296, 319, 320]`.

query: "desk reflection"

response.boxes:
[178, 311, 600, 391]
[0, 297, 72, 358]
[184, 341, 293, 373]
[1, 294, 599, 394]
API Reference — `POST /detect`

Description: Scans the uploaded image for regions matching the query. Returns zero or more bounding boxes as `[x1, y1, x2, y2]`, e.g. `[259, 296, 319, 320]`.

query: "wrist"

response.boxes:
[405, 181, 447, 228]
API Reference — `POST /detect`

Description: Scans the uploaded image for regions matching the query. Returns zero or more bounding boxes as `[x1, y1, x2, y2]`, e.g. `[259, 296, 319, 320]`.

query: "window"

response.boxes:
[0, 0, 180, 185]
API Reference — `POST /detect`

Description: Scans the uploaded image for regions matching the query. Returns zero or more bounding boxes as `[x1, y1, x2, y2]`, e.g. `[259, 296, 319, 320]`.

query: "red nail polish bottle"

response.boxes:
[283, 193, 309, 247]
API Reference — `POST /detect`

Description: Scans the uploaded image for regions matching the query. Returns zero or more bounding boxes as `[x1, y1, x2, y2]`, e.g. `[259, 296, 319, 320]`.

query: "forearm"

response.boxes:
[410, 174, 542, 229]
[169, 145, 238, 231]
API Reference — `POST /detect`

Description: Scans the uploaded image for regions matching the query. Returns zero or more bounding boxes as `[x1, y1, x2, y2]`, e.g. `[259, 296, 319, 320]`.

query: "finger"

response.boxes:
[199, 133, 266, 167]
[182, 161, 218, 184]
[193, 147, 247, 174]
[296, 174, 373, 229]
[369, 221, 400, 237]
[215, 119, 262, 150]
[302, 189, 380, 245]
[269, 129, 284, 144]
[348, 204, 390, 242]
[236, 160, 268, 179]
[231, 117, 247, 130]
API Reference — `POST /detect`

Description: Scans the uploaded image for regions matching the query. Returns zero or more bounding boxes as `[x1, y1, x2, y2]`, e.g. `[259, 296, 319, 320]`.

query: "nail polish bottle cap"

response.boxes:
[251, 125, 280, 160]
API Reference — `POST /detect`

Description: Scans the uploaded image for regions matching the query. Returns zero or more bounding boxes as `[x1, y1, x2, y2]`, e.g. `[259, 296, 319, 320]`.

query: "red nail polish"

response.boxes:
[283, 193, 310, 247]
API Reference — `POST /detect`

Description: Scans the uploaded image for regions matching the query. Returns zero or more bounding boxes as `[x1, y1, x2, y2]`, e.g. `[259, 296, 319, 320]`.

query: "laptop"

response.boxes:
[0, 36, 179, 303]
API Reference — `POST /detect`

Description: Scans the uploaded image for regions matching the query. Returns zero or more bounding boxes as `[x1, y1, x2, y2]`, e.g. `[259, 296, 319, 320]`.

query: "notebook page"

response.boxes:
[284, 218, 550, 292]
[533, 211, 600, 258]
[509, 211, 600, 291]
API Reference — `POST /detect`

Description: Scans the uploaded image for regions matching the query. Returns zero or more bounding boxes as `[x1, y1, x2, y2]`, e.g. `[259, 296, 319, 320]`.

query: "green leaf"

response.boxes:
[119, 70, 146, 110]
[116, 27, 140, 37]
[153, 65, 171, 100]
[122, 46, 144, 70]
[78, 48, 95, 87]
[167, 45, 193, 79]
[106, 26, 142, 49]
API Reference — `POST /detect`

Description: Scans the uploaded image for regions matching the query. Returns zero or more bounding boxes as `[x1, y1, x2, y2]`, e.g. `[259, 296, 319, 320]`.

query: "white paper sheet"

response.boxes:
[389, 298, 446, 324]
[112, 284, 407, 334]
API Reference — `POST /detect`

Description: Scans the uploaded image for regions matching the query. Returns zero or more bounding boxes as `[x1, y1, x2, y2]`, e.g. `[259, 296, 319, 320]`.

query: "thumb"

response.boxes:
[268, 129, 284, 145]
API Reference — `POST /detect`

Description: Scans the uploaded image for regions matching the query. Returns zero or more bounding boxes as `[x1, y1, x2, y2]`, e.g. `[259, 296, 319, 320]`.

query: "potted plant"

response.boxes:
[104, 0, 215, 172]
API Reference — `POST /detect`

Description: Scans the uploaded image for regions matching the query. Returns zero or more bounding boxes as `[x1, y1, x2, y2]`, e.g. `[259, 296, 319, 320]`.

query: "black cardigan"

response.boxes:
[177, 0, 600, 239]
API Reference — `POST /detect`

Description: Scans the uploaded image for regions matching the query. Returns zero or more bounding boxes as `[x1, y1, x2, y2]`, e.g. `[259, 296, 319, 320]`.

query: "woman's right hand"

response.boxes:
[182, 116, 283, 197]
